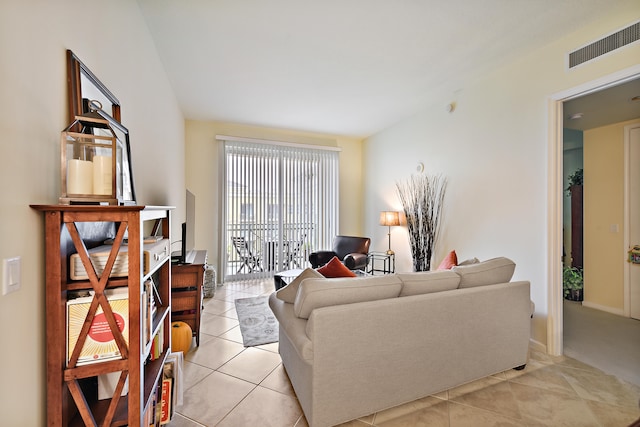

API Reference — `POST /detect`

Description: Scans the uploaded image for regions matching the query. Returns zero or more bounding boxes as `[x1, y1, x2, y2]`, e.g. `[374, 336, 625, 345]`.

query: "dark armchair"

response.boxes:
[309, 235, 371, 271]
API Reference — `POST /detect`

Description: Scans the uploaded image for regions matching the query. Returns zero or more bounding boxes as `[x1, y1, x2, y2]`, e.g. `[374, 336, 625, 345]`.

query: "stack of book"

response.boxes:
[149, 322, 164, 361]
[159, 352, 184, 424]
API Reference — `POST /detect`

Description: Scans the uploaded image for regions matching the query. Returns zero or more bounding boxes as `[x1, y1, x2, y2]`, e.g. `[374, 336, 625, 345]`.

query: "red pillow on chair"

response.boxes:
[317, 256, 357, 278]
[437, 250, 458, 270]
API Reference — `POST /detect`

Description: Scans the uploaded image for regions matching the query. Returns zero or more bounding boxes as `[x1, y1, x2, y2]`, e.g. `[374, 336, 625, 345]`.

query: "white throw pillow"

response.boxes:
[452, 257, 515, 288]
[293, 275, 403, 319]
[275, 268, 324, 303]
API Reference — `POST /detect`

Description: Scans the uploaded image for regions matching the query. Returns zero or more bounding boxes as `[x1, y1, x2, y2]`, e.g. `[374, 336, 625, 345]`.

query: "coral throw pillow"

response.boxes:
[437, 250, 458, 270]
[317, 256, 357, 278]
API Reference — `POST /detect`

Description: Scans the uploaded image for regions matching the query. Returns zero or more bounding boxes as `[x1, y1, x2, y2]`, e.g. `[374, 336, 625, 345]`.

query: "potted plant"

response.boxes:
[563, 265, 583, 301]
[565, 168, 583, 196]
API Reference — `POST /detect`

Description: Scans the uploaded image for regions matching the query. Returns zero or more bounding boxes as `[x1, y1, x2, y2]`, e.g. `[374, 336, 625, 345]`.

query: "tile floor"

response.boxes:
[167, 279, 640, 427]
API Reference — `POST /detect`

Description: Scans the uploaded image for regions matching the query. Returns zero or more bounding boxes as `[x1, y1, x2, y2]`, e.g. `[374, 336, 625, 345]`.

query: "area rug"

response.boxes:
[234, 296, 279, 347]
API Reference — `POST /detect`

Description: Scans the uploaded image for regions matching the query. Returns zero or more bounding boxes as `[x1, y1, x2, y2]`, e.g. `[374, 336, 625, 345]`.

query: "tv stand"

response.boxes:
[171, 250, 207, 346]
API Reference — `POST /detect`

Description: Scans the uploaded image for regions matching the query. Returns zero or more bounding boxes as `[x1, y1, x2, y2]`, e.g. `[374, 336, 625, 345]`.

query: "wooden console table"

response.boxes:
[171, 250, 207, 346]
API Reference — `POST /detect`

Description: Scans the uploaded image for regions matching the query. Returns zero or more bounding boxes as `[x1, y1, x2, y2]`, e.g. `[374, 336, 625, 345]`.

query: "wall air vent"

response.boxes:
[568, 20, 639, 69]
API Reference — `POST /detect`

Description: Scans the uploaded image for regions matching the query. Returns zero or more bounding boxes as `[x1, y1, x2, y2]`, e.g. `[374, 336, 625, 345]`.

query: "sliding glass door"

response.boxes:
[221, 138, 339, 281]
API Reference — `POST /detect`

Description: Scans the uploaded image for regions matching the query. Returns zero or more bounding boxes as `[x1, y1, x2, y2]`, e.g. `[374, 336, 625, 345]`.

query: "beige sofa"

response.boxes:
[268, 257, 532, 427]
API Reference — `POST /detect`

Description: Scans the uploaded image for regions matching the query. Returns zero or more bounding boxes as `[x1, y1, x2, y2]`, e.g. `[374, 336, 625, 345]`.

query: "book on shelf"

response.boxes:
[155, 387, 163, 426]
[66, 288, 129, 366]
[160, 351, 184, 423]
[159, 377, 173, 424]
[144, 386, 157, 426]
[149, 322, 165, 361]
[142, 278, 158, 347]
[147, 278, 158, 315]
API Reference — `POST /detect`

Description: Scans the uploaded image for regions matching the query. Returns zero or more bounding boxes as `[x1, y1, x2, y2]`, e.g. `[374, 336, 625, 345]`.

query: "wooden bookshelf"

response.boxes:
[31, 205, 173, 426]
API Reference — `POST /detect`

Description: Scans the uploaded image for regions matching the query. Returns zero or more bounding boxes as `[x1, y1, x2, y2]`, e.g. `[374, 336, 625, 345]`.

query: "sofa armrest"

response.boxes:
[344, 252, 368, 270]
[268, 293, 314, 360]
[309, 251, 337, 268]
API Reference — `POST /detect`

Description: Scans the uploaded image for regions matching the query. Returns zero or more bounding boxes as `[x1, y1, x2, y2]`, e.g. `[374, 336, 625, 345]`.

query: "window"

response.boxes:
[240, 203, 254, 222]
[220, 136, 340, 280]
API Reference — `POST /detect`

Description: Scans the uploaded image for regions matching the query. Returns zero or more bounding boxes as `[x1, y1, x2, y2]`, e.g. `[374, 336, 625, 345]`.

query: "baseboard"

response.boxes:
[581, 301, 625, 316]
[529, 338, 546, 354]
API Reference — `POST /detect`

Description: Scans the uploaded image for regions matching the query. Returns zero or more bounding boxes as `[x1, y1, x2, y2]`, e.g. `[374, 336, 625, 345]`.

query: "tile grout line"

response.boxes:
[212, 383, 261, 427]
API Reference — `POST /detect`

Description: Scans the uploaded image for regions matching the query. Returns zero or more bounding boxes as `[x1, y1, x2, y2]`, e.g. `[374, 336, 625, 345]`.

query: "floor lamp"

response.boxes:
[379, 211, 400, 255]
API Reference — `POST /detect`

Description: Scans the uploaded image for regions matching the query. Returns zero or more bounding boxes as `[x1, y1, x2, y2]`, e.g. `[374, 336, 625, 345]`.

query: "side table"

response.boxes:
[367, 252, 395, 275]
[273, 268, 304, 290]
[171, 250, 207, 346]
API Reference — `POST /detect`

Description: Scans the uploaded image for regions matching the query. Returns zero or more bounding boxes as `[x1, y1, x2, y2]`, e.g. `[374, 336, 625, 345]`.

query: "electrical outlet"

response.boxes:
[2, 257, 21, 295]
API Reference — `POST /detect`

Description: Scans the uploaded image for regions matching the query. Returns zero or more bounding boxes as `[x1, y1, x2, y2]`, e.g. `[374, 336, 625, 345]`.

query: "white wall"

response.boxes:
[0, 1, 184, 425]
[584, 118, 640, 312]
[363, 1, 640, 348]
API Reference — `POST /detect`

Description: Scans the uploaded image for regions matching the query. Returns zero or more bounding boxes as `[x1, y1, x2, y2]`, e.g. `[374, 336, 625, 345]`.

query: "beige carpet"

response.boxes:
[563, 300, 640, 386]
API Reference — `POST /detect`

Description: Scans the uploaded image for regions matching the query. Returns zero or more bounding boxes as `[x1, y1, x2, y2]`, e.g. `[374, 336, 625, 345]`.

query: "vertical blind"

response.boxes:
[221, 137, 339, 280]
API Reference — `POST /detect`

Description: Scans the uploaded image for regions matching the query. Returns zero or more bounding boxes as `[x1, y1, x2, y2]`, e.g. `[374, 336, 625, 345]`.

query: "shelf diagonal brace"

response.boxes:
[93, 222, 130, 359]
[66, 221, 130, 367]
[104, 370, 129, 424]
[66, 379, 98, 427]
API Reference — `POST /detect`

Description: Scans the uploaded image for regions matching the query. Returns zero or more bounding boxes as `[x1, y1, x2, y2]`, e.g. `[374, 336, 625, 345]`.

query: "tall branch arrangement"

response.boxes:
[396, 174, 447, 271]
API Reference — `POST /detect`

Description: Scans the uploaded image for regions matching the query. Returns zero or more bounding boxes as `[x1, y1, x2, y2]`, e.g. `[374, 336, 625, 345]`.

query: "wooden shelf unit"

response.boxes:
[31, 205, 174, 426]
[171, 250, 207, 346]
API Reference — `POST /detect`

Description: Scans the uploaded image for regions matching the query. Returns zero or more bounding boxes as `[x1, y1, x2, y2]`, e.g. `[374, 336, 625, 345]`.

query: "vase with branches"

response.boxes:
[396, 173, 447, 271]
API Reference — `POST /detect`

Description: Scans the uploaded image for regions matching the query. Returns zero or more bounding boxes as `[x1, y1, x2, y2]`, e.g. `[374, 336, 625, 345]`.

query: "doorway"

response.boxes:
[548, 65, 640, 357]
[625, 123, 640, 320]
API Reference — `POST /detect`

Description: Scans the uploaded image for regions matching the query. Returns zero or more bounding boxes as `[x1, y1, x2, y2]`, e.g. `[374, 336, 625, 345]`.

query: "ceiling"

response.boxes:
[564, 78, 640, 131]
[136, 0, 636, 138]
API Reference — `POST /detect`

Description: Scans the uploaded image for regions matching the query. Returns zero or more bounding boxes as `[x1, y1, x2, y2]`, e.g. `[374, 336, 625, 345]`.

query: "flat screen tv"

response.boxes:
[172, 189, 196, 264]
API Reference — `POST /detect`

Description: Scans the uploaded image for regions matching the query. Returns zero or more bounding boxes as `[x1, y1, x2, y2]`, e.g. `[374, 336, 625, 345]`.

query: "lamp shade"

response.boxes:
[379, 211, 400, 227]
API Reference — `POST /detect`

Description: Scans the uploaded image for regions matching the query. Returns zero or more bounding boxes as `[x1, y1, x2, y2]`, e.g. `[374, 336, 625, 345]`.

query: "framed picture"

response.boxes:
[66, 50, 136, 205]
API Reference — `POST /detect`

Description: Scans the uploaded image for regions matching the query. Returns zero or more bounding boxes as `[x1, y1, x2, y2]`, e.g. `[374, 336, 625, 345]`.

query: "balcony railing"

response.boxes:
[225, 222, 316, 280]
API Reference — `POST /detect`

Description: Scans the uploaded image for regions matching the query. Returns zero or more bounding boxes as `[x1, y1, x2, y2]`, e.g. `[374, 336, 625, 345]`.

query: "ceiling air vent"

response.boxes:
[568, 20, 640, 69]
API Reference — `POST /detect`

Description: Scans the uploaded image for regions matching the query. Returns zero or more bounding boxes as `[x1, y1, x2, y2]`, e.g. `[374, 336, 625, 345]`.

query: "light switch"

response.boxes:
[2, 257, 21, 295]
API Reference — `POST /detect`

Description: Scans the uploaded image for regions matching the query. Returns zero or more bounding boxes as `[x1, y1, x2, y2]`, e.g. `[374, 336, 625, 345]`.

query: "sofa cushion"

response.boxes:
[397, 270, 461, 296]
[317, 256, 357, 278]
[452, 257, 516, 288]
[458, 257, 479, 266]
[276, 268, 324, 304]
[293, 275, 403, 319]
[437, 250, 458, 270]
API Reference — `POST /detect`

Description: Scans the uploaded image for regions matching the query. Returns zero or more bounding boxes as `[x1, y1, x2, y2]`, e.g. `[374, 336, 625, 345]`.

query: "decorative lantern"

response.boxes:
[60, 101, 135, 205]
